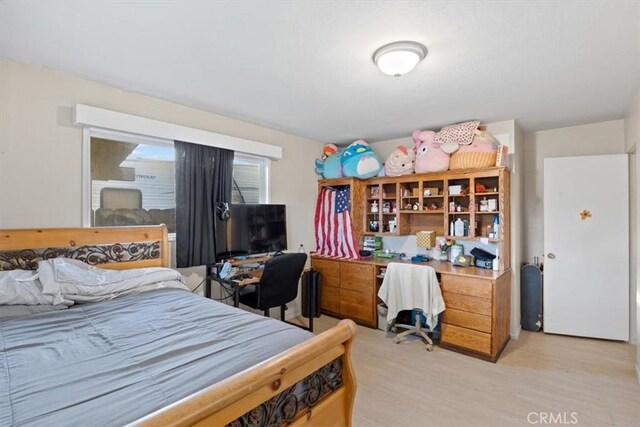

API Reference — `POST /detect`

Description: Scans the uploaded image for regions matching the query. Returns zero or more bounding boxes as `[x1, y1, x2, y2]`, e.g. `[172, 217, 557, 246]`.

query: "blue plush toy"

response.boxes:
[314, 143, 343, 178]
[315, 140, 383, 180]
[341, 140, 383, 179]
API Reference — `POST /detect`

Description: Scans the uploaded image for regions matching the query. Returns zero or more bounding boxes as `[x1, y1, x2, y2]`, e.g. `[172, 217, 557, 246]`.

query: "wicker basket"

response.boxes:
[449, 151, 496, 170]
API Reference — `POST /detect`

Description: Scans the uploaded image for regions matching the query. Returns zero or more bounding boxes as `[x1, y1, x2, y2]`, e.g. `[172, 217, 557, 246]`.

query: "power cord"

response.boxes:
[191, 277, 206, 293]
[192, 275, 235, 304]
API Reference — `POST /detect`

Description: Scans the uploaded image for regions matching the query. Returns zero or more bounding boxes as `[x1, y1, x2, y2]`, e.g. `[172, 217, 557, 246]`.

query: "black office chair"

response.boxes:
[238, 252, 307, 321]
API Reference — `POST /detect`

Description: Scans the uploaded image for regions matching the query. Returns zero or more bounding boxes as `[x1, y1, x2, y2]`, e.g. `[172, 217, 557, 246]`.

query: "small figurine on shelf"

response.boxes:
[371, 201, 379, 213]
[371, 187, 380, 197]
[383, 202, 391, 213]
[405, 202, 413, 210]
[428, 202, 438, 210]
[475, 182, 486, 193]
[412, 202, 419, 211]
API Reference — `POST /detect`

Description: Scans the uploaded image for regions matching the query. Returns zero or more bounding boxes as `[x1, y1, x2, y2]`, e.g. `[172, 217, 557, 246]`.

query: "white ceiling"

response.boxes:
[1, 1, 639, 143]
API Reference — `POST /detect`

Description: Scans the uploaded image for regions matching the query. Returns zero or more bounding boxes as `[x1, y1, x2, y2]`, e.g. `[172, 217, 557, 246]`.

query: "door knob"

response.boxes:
[547, 253, 556, 259]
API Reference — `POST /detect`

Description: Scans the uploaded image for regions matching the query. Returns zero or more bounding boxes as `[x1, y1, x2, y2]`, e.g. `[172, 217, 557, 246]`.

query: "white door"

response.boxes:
[543, 154, 629, 340]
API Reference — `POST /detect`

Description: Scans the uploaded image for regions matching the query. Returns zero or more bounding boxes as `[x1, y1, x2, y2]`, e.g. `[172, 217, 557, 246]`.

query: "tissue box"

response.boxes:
[416, 231, 436, 248]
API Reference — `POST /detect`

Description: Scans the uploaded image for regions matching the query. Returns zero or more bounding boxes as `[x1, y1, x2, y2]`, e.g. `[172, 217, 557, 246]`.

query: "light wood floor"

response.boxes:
[307, 316, 640, 427]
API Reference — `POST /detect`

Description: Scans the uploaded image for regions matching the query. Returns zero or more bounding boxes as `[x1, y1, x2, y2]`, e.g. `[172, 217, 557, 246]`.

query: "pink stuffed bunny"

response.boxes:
[412, 130, 450, 173]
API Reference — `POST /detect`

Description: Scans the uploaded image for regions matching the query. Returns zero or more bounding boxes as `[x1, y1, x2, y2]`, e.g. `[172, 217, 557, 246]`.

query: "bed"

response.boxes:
[0, 226, 356, 426]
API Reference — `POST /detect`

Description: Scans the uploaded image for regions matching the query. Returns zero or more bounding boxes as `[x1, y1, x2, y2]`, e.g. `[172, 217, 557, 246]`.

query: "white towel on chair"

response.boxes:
[377, 262, 445, 330]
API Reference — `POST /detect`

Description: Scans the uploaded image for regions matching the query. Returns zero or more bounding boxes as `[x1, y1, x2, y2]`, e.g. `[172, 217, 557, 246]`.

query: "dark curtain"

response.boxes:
[175, 141, 234, 268]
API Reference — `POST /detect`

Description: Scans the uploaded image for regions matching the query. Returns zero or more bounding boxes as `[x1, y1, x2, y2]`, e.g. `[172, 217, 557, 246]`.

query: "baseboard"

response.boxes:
[510, 324, 521, 340]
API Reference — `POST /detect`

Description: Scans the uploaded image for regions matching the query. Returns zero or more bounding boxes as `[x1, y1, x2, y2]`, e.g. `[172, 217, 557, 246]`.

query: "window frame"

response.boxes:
[232, 152, 271, 204]
[82, 127, 176, 235]
[82, 128, 272, 234]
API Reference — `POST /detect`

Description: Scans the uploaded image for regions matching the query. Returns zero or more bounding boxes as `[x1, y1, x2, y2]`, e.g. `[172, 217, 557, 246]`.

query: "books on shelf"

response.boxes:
[363, 235, 382, 252]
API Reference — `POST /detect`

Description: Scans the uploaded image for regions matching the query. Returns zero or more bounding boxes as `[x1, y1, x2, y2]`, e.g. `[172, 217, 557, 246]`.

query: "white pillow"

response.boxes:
[0, 270, 71, 306]
[38, 258, 187, 303]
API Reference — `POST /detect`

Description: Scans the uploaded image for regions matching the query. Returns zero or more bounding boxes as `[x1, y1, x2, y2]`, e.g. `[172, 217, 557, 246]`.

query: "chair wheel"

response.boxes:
[393, 338, 400, 344]
[391, 327, 397, 333]
[426, 344, 434, 352]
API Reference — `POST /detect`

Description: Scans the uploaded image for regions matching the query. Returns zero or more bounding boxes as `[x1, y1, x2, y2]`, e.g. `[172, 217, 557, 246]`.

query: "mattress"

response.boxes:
[0, 289, 312, 426]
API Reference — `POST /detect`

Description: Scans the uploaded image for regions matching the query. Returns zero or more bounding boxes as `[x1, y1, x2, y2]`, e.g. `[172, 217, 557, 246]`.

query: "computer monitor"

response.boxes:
[216, 204, 287, 260]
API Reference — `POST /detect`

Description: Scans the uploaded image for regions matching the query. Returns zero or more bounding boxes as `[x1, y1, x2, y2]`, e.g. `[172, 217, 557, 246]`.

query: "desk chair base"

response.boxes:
[264, 306, 314, 333]
[392, 312, 435, 351]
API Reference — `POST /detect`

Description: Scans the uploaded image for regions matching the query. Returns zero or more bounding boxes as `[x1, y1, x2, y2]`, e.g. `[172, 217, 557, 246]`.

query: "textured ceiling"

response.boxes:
[1, 1, 639, 143]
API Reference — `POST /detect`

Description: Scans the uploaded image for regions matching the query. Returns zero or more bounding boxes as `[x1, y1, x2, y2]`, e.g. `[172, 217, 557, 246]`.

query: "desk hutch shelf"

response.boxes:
[313, 167, 512, 362]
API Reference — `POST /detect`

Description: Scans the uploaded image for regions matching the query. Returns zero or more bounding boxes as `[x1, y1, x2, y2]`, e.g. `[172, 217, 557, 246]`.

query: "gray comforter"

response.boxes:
[0, 289, 312, 426]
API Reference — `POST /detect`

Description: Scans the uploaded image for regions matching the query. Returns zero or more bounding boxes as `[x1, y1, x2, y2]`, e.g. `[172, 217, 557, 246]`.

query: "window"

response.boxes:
[232, 153, 270, 204]
[84, 130, 270, 231]
[89, 135, 177, 232]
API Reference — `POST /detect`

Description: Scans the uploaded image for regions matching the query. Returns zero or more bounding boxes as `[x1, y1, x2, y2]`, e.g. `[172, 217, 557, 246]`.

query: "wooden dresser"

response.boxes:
[439, 271, 511, 362]
[311, 256, 511, 362]
[311, 257, 377, 328]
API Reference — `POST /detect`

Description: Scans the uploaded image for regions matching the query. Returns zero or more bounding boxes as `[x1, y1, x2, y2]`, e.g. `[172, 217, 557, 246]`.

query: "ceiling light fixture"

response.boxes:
[372, 41, 427, 78]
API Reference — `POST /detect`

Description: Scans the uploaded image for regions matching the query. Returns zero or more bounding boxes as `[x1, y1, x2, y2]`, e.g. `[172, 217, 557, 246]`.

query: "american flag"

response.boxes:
[314, 186, 360, 259]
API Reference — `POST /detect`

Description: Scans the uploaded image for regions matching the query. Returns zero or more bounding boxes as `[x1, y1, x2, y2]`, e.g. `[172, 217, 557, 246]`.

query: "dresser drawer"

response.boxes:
[441, 323, 491, 355]
[340, 289, 375, 325]
[442, 292, 492, 316]
[441, 275, 492, 300]
[442, 308, 492, 333]
[311, 259, 341, 288]
[340, 263, 374, 292]
[320, 285, 340, 315]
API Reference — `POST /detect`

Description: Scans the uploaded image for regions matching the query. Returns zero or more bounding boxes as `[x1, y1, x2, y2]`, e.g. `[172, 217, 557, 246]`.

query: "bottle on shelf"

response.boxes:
[493, 215, 500, 239]
[454, 218, 465, 237]
[480, 197, 488, 212]
[492, 248, 500, 271]
[449, 220, 455, 236]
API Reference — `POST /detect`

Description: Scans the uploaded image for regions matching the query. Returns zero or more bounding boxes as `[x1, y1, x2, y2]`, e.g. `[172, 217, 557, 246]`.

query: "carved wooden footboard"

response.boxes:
[133, 319, 356, 427]
[0, 226, 357, 427]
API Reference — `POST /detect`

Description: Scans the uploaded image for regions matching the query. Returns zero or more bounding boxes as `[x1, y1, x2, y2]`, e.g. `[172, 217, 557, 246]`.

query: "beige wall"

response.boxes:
[0, 58, 324, 316]
[624, 85, 640, 380]
[523, 120, 627, 261]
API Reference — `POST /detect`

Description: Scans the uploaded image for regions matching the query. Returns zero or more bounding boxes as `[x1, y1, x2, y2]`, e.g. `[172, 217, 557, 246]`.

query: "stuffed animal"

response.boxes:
[384, 145, 415, 177]
[434, 120, 481, 154]
[314, 141, 383, 179]
[341, 140, 383, 179]
[412, 130, 450, 173]
[449, 130, 498, 170]
[322, 143, 338, 159]
[315, 144, 343, 179]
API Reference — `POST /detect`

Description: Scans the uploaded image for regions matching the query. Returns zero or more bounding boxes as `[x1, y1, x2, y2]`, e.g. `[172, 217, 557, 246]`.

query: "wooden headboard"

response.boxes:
[0, 225, 169, 271]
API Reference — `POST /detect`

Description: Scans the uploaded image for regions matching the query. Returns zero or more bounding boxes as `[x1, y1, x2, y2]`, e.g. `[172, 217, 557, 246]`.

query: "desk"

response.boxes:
[311, 255, 511, 362]
[205, 265, 262, 307]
